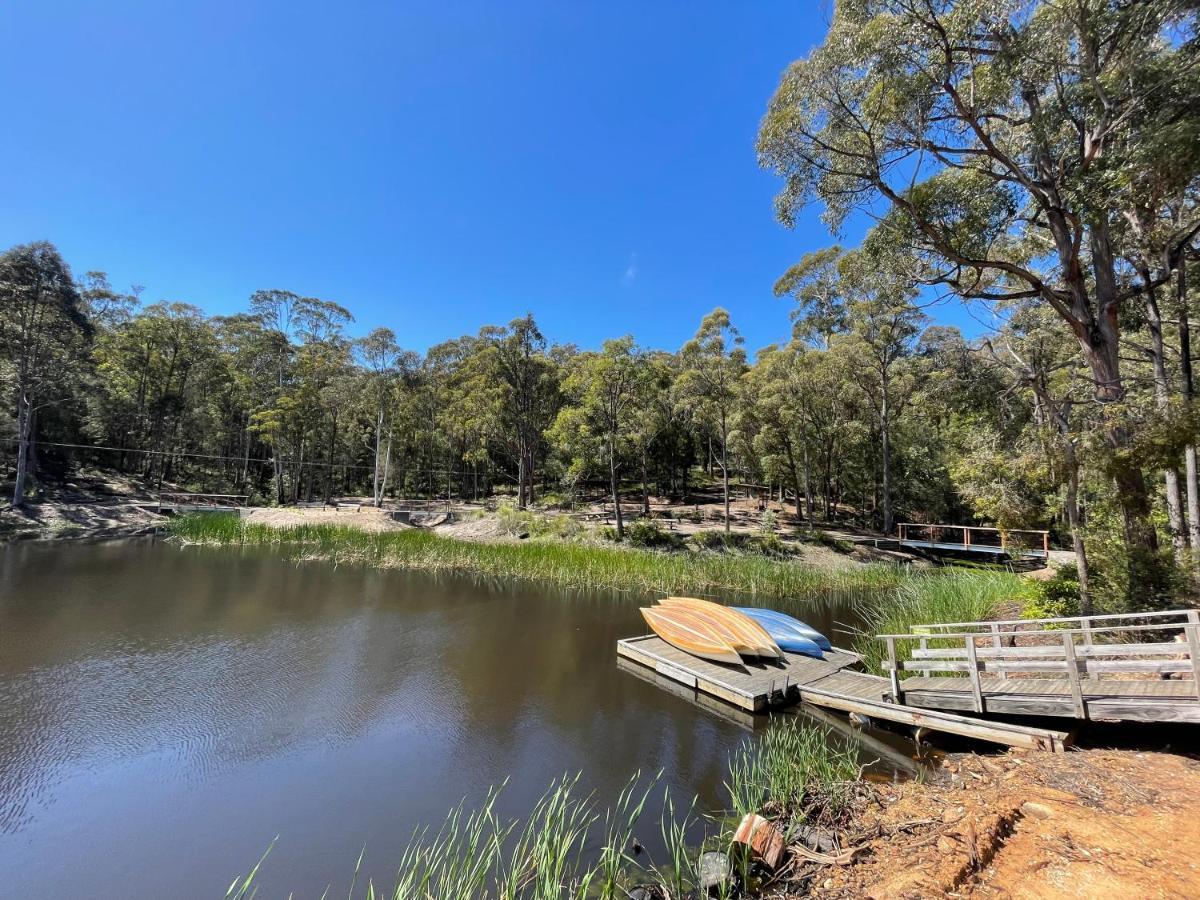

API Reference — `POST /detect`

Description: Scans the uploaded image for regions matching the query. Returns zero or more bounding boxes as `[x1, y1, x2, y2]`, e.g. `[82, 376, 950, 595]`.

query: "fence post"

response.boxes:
[886, 637, 903, 705]
[964, 637, 984, 713]
[1080, 616, 1094, 650]
[1062, 633, 1086, 718]
[1187, 612, 1200, 703]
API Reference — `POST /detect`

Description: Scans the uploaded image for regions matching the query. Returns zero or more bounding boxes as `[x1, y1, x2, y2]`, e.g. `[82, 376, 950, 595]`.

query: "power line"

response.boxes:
[0, 439, 500, 479]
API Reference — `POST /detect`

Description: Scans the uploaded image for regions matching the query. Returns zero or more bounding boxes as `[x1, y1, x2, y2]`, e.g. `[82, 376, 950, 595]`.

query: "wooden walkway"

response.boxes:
[618, 607, 1200, 750]
[617, 636, 1071, 751]
[896, 523, 1049, 558]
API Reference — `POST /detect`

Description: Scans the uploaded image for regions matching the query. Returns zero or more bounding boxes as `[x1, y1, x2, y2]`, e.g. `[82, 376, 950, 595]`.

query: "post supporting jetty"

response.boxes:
[618, 608, 1200, 750]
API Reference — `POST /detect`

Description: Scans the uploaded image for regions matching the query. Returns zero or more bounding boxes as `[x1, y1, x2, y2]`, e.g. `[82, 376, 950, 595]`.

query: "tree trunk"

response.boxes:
[372, 409, 385, 506]
[720, 417, 730, 535]
[1178, 258, 1200, 558]
[609, 438, 623, 539]
[12, 389, 33, 506]
[1064, 441, 1092, 616]
[640, 451, 650, 515]
[880, 386, 893, 535]
[1144, 281, 1187, 553]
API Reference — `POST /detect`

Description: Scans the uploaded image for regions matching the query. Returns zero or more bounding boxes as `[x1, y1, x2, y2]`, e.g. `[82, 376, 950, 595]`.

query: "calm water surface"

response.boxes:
[0, 539, 907, 898]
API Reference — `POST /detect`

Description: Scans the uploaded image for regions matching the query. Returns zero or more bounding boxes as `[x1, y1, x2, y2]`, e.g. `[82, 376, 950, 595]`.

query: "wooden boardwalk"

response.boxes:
[619, 608, 1200, 750]
[617, 635, 1071, 751]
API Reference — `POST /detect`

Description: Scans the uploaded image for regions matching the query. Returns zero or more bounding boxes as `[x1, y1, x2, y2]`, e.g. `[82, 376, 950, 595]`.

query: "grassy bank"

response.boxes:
[169, 513, 909, 602]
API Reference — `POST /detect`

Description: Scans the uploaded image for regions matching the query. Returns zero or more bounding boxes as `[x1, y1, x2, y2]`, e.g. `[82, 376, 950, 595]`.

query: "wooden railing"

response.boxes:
[896, 523, 1050, 557]
[878, 609, 1200, 714]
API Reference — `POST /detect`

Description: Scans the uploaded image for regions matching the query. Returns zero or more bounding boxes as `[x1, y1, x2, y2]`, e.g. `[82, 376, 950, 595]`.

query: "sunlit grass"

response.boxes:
[852, 568, 1032, 673]
[168, 513, 908, 603]
[725, 716, 859, 823]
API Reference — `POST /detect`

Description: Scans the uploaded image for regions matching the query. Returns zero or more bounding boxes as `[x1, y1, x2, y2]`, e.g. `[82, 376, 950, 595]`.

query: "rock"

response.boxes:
[1020, 801, 1053, 820]
[732, 813, 786, 871]
[698, 851, 730, 892]
[797, 825, 837, 853]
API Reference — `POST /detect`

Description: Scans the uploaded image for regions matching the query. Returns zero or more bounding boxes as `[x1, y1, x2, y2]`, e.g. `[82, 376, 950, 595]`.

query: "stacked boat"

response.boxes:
[639, 596, 829, 666]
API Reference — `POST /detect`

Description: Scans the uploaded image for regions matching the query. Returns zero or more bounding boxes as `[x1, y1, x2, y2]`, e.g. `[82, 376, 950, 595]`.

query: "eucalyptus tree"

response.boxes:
[480, 315, 560, 508]
[356, 327, 402, 506]
[678, 308, 748, 533]
[758, 0, 1200, 588]
[551, 336, 648, 538]
[0, 242, 92, 505]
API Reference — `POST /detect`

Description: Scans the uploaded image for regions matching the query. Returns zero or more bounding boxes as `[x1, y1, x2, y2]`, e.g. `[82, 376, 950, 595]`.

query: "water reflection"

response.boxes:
[0, 539, 909, 898]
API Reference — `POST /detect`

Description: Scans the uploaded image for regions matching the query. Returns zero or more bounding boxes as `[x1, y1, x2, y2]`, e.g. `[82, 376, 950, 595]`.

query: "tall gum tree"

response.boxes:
[678, 309, 748, 534]
[0, 242, 91, 506]
[758, 0, 1200, 590]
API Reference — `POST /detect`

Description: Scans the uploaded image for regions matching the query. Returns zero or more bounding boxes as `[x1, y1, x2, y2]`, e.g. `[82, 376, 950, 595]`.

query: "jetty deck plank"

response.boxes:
[616, 635, 1073, 750]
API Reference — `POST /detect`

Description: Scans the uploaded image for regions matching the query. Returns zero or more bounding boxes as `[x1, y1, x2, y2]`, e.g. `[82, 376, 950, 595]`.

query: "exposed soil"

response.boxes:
[0, 471, 165, 541]
[789, 749, 1200, 899]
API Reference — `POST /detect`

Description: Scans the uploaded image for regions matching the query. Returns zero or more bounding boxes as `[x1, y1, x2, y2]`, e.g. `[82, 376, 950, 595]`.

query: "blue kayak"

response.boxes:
[735, 607, 833, 653]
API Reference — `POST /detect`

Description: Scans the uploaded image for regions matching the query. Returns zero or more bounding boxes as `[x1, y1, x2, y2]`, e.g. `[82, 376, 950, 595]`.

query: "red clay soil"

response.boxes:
[789, 749, 1200, 899]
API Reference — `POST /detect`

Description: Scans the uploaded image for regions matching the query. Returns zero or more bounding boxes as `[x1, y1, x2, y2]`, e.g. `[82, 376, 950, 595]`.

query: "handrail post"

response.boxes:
[1080, 616, 1093, 649]
[886, 637, 904, 705]
[1187, 612, 1200, 703]
[988, 623, 1006, 680]
[1062, 633, 1086, 718]
[964, 637, 984, 713]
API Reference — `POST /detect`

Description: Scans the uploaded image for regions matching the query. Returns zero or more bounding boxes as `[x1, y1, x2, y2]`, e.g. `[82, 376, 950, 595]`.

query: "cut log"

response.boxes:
[731, 813, 785, 870]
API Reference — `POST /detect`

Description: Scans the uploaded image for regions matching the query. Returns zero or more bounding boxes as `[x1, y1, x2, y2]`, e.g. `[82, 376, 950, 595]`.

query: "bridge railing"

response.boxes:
[877, 611, 1200, 714]
[896, 523, 1050, 557]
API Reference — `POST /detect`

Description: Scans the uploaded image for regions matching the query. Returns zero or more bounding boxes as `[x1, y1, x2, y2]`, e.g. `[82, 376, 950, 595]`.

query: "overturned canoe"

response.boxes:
[640, 606, 743, 666]
[659, 596, 783, 659]
[735, 607, 832, 653]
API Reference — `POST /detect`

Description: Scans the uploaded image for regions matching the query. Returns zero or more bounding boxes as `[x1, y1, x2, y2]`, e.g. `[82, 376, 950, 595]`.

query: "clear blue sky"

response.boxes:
[1, 0, 988, 353]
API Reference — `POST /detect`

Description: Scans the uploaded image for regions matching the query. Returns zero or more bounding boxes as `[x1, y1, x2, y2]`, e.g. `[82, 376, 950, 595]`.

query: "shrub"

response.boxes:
[1024, 565, 1081, 620]
[625, 519, 683, 550]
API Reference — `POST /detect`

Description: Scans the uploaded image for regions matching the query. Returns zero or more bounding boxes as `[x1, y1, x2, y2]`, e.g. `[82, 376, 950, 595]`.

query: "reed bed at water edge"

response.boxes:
[852, 568, 1032, 673]
[224, 724, 866, 899]
[169, 513, 909, 602]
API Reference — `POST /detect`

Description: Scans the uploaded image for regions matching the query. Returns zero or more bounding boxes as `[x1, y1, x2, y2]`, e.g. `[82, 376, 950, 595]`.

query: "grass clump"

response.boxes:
[853, 568, 1031, 673]
[725, 717, 859, 825]
[224, 772, 710, 899]
[170, 513, 907, 602]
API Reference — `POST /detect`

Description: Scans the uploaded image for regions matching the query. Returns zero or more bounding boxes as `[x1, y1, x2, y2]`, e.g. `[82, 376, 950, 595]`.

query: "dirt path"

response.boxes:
[810, 749, 1200, 899]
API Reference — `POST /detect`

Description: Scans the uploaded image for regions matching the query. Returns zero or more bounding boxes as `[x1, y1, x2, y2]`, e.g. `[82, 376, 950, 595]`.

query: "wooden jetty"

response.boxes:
[882, 609, 1200, 723]
[618, 607, 1200, 749]
[617, 635, 1071, 751]
[896, 523, 1049, 559]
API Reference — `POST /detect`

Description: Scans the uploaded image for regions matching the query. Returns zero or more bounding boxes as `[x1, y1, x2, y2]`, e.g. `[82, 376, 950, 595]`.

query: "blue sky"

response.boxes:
[1, 0, 990, 354]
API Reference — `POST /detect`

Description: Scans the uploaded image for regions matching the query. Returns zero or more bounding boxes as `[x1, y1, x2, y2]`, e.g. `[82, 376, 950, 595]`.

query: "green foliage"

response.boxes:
[170, 514, 909, 601]
[854, 569, 1033, 674]
[725, 717, 859, 823]
[1024, 566, 1081, 621]
[623, 519, 683, 550]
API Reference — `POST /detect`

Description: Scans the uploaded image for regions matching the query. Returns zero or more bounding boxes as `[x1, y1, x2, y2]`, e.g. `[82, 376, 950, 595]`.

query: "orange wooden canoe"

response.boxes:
[659, 596, 783, 659]
[640, 606, 743, 666]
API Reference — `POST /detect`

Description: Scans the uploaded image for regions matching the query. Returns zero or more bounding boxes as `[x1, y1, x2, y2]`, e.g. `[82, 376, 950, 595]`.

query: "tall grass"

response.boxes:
[852, 568, 1032, 673]
[725, 717, 859, 824]
[169, 514, 907, 603]
[223, 773, 691, 900]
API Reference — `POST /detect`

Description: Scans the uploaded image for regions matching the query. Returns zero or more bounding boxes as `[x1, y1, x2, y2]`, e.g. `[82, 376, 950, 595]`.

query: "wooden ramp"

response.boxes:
[617, 635, 1071, 752]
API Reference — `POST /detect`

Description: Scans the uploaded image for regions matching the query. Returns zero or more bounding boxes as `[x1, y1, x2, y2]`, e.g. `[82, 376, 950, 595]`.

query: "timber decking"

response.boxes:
[616, 635, 1071, 751]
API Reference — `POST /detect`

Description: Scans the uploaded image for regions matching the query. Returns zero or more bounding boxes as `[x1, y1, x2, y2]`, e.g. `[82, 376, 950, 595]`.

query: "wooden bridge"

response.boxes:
[896, 523, 1049, 558]
[617, 608, 1200, 751]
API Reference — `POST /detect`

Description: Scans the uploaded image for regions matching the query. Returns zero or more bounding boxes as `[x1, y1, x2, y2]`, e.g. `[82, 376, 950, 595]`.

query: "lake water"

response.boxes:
[0, 538, 913, 898]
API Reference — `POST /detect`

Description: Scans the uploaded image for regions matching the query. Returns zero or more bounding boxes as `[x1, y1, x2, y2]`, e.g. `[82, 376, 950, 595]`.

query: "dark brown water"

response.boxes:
[0, 539, 911, 898]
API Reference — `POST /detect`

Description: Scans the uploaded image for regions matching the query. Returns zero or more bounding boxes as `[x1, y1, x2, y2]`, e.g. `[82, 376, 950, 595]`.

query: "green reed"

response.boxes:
[169, 513, 908, 603]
